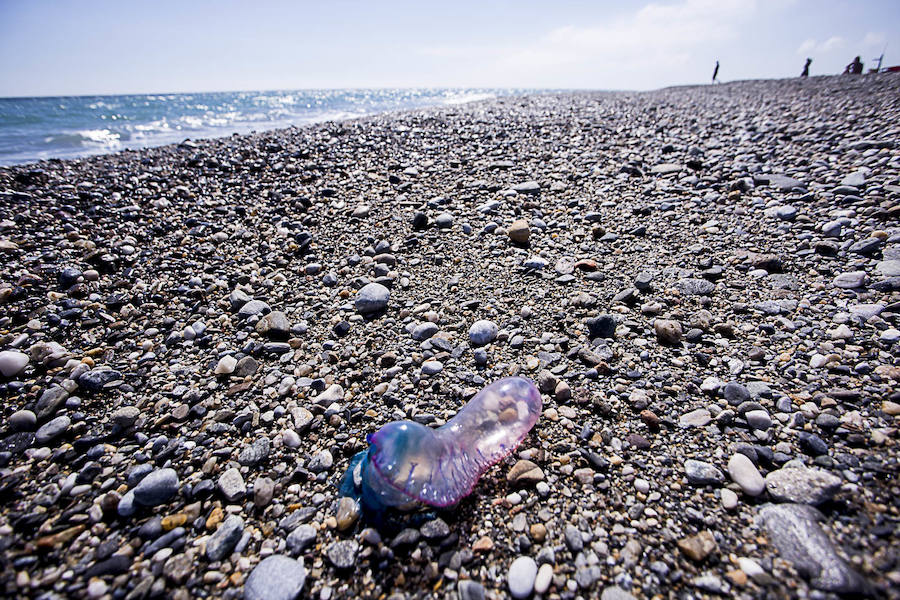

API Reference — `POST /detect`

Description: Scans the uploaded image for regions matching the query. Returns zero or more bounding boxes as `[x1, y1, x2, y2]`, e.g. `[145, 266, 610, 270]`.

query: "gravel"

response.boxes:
[1, 73, 898, 599]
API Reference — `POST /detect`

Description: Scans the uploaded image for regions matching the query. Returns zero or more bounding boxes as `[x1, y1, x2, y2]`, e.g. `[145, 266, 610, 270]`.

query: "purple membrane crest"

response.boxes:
[343, 377, 541, 510]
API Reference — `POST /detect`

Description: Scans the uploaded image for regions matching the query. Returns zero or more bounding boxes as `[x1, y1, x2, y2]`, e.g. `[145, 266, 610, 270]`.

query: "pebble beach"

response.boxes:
[1, 73, 899, 599]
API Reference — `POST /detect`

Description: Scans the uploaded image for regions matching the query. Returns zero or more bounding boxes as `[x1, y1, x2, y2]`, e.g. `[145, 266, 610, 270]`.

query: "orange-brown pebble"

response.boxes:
[206, 507, 223, 531]
[472, 536, 494, 552]
[162, 514, 188, 531]
[530, 523, 547, 542]
[726, 569, 748, 586]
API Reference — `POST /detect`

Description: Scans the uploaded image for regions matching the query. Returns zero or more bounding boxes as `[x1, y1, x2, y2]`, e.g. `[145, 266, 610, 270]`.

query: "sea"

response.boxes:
[0, 89, 530, 166]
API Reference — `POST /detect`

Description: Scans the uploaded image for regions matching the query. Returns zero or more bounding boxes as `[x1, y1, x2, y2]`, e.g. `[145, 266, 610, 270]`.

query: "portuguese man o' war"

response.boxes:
[339, 377, 541, 516]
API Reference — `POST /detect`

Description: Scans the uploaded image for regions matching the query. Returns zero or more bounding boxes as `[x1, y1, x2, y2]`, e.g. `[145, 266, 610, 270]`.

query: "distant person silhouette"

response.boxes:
[801, 58, 811, 77]
[844, 56, 863, 74]
[712, 61, 719, 83]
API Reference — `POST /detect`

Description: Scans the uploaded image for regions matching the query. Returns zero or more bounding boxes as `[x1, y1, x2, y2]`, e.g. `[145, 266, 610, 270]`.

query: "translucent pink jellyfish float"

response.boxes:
[339, 377, 542, 521]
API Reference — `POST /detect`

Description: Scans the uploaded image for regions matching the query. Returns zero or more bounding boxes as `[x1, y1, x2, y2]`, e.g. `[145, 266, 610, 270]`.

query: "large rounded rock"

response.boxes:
[206, 515, 244, 562]
[468, 320, 498, 347]
[654, 319, 683, 344]
[244, 555, 305, 600]
[765, 466, 842, 505]
[0, 350, 29, 377]
[133, 468, 179, 506]
[35, 415, 70, 445]
[684, 459, 725, 486]
[508, 219, 530, 244]
[508, 556, 538, 599]
[354, 283, 390, 314]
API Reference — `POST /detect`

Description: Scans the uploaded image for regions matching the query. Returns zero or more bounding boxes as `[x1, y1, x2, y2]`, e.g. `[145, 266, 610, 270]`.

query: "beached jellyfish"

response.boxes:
[339, 377, 541, 515]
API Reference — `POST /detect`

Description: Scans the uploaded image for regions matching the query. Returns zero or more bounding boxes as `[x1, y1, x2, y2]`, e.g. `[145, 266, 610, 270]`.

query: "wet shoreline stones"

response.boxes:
[0, 73, 898, 599]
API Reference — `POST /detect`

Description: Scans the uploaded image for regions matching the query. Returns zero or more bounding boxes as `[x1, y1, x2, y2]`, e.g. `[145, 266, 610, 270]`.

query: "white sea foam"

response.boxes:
[77, 129, 121, 146]
[443, 92, 495, 105]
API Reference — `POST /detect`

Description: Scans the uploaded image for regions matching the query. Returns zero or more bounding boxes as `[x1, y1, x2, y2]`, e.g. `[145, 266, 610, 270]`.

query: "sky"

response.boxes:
[0, 0, 898, 96]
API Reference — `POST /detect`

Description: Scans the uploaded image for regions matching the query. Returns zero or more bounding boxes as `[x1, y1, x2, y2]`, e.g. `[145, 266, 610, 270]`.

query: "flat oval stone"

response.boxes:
[244, 555, 306, 600]
[468, 320, 498, 347]
[508, 556, 538, 599]
[354, 283, 390, 314]
[35, 415, 70, 445]
[133, 468, 179, 506]
[727, 453, 765, 496]
[684, 459, 724, 486]
[765, 466, 841, 505]
[0, 350, 29, 377]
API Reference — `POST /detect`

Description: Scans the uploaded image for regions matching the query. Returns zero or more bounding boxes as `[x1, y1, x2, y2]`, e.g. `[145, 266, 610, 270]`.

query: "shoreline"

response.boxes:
[0, 88, 533, 168]
[0, 73, 899, 599]
[3, 74, 882, 170]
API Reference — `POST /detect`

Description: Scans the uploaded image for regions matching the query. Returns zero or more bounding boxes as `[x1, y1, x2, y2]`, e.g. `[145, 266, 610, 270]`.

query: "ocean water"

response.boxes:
[0, 89, 525, 166]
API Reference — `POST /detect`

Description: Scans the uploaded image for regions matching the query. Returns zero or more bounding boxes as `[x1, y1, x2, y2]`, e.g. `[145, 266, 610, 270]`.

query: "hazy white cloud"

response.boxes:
[419, 0, 786, 86]
[796, 35, 844, 55]
[861, 32, 886, 47]
[499, 0, 750, 70]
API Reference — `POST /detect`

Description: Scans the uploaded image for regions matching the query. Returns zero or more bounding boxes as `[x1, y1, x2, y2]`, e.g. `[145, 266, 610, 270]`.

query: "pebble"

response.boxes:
[833, 271, 867, 289]
[0, 350, 29, 377]
[765, 466, 842, 505]
[507, 556, 538, 599]
[111, 406, 140, 428]
[721, 488, 739, 509]
[508, 219, 530, 244]
[458, 580, 485, 600]
[133, 468, 179, 506]
[256, 311, 291, 339]
[679, 408, 711, 428]
[238, 437, 271, 467]
[534, 563, 554, 594]
[601, 586, 637, 600]
[217, 467, 246, 502]
[308, 449, 334, 473]
[757, 504, 869, 594]
[354, 282, 390, 313]
[654, 319, 683, 344]
[326, 540, 359, 569]
[507, 460, 544, 485]
[335, 497, 360, 531]
[678, 530, 718, 562]
[727, 453, 765, 496]
[215, 355, 237, 375]
[34, 415, 70, 445]
[9, 409, 37, 431]
[745, 409, 773, 430]
[205, 515, 244, 561]
[468, 320, 498, 347]
[684, 459, 725, 486]
[421, 360, 443, 375]
[244, 555, 306, 600]
[286, 524, 317, 555]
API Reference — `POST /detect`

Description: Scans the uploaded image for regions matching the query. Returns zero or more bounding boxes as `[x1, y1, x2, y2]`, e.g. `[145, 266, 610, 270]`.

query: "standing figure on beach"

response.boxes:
[801, 58, 812, 77]
[712, 61, 719, 83]
[844, 56, 863, 74]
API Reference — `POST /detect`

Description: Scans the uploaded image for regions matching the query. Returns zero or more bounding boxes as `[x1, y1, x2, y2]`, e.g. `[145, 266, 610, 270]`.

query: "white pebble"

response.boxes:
[508, 556, 538, 600]
[87, 579, 107, 598]
[534, 563, 553, 594]
[214, 355, 237, 375]
[282, 429, 301, 448]
[0, 350, 29, 377]
[720, 488, 739, 510]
